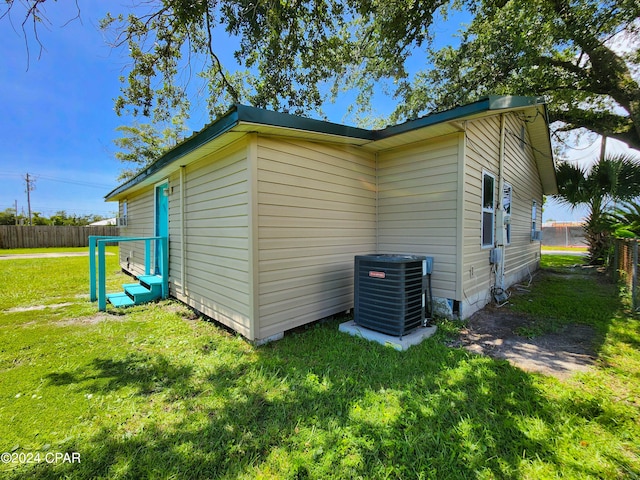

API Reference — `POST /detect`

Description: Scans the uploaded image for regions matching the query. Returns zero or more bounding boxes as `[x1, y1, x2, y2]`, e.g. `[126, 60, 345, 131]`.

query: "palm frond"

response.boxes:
[553, 153, 640, 263]
[552, 161, 590, 207]
[608, 154, 640, 201]
[610, 200, 640, 238]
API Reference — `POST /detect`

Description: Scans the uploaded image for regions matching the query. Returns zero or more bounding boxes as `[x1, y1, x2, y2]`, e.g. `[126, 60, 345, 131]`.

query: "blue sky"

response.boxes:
[0, 2, 634, 223]
[1, 3, 125, 218]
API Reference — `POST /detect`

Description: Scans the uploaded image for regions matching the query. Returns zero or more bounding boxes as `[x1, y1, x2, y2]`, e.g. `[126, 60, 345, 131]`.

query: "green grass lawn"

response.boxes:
[540, 245, 588, 252]
[0, 247, 99, 255]
[0, 251, 638, 479]
[509, 255, 618, 338]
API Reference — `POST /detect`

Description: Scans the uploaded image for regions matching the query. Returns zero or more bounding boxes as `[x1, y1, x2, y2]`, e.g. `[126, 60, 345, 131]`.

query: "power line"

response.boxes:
[35, 174, 115, 189]
[0, 171, 115, 189]
[0, 169, 116, 220]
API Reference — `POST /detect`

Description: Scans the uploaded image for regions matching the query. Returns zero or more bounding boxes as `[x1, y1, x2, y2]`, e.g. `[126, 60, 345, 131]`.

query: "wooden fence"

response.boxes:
[0, 225, 119, 249]
[613, 238, 639, 311]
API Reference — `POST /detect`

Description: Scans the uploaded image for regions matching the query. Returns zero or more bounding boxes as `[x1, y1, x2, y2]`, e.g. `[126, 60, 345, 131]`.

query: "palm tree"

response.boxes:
[609, 200, 640, 238]
[553, 154, 640, 264]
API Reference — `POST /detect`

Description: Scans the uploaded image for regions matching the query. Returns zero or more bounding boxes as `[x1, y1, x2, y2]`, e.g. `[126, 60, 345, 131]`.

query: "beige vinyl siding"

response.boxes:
[462, 113, 543, 316]
[256, 136, 377, 339]
[175, 139, 252, 337]
[377, 134, 460, 300]
[462, 116, 501, 310]
[502, 114, 543, 281]
[119, 187, 155, 278]
[167, 171, 182, 295]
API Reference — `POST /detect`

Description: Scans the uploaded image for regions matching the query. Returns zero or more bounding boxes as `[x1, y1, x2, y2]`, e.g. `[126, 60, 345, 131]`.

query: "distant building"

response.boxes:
[88, 218, 116, 226]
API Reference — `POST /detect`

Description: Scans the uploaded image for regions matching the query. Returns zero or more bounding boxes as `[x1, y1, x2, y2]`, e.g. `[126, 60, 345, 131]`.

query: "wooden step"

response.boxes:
[124, 283, 161, 304]
[106, 292, 135, 307]
[106, 275, 165, 308]
[138, 275, 163, 290]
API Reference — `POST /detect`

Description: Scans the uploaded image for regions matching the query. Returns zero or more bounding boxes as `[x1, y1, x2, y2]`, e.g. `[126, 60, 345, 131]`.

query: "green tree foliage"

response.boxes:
[0, 208, 107, 226]
[98, 0, 356, 121]
[389, 0, 640, 150]
[30, 212, 48, 225]
[0, 208, 17, 226]
[113, 116, 188, 181]
[5, 1, 638, 151]
[48, 211, 106, 226]
[553, 154, 640, 263]
[609, 201, 640, 238]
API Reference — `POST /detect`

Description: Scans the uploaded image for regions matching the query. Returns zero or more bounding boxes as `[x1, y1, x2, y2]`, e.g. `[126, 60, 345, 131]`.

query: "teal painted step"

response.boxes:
[107, 275, 164, 308]
[138, 275, 163, 290]
[106, 292, 135, 307]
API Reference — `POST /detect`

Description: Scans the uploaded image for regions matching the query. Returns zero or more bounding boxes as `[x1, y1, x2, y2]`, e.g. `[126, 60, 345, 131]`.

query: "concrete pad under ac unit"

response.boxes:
[339, 320, 437, 351]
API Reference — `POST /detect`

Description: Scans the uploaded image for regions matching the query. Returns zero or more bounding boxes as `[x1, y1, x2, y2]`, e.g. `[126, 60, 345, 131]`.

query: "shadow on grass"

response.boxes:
[11, 320, 632, 480]
[45, 354, 195, 396]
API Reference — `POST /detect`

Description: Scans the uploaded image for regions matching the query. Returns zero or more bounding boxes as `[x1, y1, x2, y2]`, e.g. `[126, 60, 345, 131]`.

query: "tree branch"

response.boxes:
[552, 109, 640, 150]
[205, 7, 239, 103]
[537, 55, 586, 77]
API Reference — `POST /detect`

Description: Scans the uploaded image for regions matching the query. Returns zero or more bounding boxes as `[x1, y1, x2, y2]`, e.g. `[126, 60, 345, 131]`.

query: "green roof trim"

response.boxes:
[105, 95, 550, 200]
[377, 95, 547, 139]
[105, 107, 241, 200]
[105, 105, 374, 200]
[236, 104, 373, 140]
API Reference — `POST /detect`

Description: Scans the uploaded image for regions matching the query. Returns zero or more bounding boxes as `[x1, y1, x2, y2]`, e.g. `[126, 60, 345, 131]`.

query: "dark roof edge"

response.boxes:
[375, 95, 546, 139]
[105, 105, 374, 201]
[105, 95, 548, 200]
[235, 104, 373, 140]
[105, 106, 241, 200]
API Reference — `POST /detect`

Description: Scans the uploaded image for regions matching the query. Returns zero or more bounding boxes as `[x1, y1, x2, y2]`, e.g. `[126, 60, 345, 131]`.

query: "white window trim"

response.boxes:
[531, 200, 538, 242]
[481, 170, 496, 249]
[503, 182, 512, 246]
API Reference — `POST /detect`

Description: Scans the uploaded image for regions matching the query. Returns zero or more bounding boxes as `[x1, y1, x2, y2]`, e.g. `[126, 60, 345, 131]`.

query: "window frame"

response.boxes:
[481, 170, 496, 248]
[531, 200, 538, 241]
[502, 182, 512, 246]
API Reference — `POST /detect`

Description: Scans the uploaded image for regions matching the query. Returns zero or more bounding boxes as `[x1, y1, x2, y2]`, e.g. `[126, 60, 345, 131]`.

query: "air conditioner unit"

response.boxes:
[354, 254, 433, 337]
[531, 230, 543, 241]
[116, 216, 128, 228]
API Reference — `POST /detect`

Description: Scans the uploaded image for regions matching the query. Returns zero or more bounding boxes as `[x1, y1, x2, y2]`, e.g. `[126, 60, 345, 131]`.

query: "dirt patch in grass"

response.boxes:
[163, 302, 201, 320]
[5, 302, 74, 313]
[0, 252, 116, 260]
[455, 305, 598, 379]
[56, 313, 122, 326]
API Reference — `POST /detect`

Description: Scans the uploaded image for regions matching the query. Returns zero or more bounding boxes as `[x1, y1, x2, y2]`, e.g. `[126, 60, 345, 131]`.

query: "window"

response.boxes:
[117, 200, 128, 227]
[503, 183, 512, 245]
[482, 171, 496, 247]
[531, 200, 538, 240]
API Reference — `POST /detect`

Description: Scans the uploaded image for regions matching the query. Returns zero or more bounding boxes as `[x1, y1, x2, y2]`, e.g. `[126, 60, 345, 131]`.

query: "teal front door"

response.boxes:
[155, 182, 169, 275]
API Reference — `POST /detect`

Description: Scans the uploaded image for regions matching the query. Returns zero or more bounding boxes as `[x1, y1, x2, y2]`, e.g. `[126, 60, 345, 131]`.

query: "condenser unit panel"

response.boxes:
[354, 254, 429, 337]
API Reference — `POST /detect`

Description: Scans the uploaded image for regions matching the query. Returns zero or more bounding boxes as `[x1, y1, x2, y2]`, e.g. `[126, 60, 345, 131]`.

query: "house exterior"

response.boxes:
[105, 95, 557, 343]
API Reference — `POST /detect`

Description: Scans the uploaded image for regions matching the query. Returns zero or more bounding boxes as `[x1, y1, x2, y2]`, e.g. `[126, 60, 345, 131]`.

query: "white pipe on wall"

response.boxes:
[496, 113, 507, 291]
[180, 165, 187, 294]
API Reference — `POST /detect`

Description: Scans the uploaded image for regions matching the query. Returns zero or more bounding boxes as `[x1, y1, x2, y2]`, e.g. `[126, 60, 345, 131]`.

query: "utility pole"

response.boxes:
[14, 200, 18, 225]
[25, 173, 35, 226]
